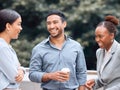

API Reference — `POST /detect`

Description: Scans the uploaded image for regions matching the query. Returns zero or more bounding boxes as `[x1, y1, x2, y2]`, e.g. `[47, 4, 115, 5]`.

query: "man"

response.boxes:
[29, 10, 87, 90]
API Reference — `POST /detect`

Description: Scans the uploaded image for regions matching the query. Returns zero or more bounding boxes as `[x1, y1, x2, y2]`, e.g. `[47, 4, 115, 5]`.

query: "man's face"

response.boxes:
[46, 14, 66, 38]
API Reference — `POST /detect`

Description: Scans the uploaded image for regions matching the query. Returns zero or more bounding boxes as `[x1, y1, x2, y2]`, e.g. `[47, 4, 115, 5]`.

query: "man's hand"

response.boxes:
[42, 71, 70, 82]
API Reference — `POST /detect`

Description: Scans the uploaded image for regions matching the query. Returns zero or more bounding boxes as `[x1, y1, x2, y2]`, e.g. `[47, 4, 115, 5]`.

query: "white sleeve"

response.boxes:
[0, 47, 18, 83]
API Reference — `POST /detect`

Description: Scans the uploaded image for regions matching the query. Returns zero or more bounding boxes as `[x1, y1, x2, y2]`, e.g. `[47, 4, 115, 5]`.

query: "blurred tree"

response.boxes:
[0, 0, 120, 69]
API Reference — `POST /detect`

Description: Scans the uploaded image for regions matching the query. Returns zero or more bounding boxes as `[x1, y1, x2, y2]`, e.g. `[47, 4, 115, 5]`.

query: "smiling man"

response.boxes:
[29, 10, 87, 90]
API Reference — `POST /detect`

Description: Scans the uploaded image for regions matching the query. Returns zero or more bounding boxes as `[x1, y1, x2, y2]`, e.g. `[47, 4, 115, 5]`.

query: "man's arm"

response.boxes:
[42, 71, 70, 82]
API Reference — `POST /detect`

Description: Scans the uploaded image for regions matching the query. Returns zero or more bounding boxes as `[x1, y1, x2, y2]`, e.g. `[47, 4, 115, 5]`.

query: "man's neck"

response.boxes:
[50, 34, 66, 49]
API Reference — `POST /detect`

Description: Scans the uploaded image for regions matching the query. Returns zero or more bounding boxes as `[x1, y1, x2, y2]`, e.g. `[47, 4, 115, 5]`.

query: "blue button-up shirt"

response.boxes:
[29, 36, 87, 90]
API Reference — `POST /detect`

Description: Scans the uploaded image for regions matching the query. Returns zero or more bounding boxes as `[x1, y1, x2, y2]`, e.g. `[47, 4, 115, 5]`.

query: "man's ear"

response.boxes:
[63, 21, 67, 28]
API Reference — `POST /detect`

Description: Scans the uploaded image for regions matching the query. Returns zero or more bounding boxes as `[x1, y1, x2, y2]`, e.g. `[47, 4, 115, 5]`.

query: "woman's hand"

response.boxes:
[85, 79, 95, 90]
[15, 69, 24, 83]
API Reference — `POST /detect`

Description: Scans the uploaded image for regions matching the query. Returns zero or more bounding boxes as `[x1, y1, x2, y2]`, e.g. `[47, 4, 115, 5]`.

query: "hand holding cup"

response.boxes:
[61, 68, 70, 81]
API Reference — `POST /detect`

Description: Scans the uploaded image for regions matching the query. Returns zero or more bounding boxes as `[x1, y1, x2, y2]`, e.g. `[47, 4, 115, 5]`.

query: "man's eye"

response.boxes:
[53, 21, 58, 24]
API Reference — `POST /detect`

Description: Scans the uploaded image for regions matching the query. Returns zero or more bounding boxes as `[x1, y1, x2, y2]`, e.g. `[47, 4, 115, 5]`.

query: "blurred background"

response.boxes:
[1, 0, 120, 70]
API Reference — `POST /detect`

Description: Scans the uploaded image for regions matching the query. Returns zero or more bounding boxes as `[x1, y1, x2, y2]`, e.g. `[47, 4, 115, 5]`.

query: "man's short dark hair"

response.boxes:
[46, 10, 66, 22]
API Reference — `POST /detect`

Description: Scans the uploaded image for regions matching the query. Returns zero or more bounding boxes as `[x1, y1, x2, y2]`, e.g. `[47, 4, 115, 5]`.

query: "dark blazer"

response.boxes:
[94, 40, 120, 90]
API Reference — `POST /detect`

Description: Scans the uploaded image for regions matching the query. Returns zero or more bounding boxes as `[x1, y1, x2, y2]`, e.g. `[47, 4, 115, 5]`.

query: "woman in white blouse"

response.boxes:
[0, 9, 25, 90]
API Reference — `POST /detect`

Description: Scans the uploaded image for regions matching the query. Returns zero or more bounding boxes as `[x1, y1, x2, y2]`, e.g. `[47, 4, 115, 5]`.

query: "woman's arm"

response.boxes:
[0, 48, 18, 83]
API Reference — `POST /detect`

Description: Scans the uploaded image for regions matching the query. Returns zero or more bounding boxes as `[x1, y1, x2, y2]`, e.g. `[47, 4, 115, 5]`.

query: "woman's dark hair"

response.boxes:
[97, 15, 119, 36]
[0, 9, 21, 33]
[46, 10, 66, 22]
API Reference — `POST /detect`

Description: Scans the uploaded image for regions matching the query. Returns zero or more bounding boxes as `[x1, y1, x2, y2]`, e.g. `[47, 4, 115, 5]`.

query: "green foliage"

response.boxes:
[1, 0, 120, 69]
[11, 36, 45, 67]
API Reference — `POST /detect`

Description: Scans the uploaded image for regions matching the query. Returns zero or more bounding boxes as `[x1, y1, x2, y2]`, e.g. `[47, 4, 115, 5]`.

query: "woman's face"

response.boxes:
[95, 26, 114, 50]
[8, 17, 22, 39]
